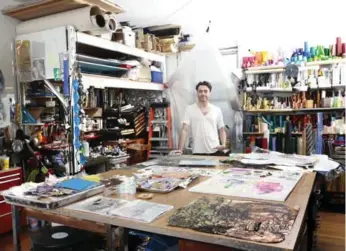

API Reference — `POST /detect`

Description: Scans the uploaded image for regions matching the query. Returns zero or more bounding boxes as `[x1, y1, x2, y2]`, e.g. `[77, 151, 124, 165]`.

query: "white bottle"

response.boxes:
[83, 140, 90, 157]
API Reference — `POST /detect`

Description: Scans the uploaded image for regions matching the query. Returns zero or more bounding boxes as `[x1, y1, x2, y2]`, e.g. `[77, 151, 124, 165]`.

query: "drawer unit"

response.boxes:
[0, 167, 23, 234]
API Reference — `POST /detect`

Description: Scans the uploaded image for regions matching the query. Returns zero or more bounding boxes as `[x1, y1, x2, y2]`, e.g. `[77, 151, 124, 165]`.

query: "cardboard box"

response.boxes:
[113, 27, 136, 48]
[159, 36, 178, 53]
[136, 39, 143, 49]
[143, 42, 153, 51]
[135, 29, 144, 42]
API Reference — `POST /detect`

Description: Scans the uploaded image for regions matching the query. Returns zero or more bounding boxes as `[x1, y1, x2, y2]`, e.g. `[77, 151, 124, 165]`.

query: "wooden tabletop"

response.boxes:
[24, 157, 316, 251]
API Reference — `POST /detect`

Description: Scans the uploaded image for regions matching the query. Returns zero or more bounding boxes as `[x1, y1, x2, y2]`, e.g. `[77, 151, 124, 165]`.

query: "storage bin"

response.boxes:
[151, 71, 163, 83]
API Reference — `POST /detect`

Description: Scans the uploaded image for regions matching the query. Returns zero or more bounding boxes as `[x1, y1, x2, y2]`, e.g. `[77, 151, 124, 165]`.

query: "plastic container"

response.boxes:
[151, 71, 163, 83]
[0, 156, 9, 170]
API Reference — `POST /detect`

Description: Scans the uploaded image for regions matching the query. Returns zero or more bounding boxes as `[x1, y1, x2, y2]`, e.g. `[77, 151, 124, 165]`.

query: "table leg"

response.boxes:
[11, 205, 21, 251]
[307, 180, 322, 251]
[118, 227, 128, 251]
[106, 225, 116, 251]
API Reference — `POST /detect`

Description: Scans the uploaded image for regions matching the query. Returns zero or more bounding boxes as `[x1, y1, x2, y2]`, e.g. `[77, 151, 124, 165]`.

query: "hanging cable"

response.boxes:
[205, 20, 211, 33]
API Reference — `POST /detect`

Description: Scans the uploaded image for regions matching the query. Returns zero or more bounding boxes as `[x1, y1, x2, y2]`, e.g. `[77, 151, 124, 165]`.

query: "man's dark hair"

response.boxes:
[195, 81, 212, 92]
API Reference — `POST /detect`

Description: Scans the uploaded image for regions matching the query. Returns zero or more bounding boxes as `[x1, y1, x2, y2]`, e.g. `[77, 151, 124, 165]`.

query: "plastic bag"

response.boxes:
[166, 33, 242, 152]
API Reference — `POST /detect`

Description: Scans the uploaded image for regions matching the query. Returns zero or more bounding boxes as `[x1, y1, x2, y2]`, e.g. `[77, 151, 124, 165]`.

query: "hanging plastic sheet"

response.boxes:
[166, 33, 243, 152]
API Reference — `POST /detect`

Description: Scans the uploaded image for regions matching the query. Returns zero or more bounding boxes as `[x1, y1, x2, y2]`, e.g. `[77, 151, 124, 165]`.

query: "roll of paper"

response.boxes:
[16, 6, 105, 35]
[89, 13, 119, 35]
[297, 137, 303, 155]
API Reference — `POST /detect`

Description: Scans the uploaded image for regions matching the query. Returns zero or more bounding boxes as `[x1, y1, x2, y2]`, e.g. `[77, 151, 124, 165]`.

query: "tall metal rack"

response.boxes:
[16, 25, 166, 174]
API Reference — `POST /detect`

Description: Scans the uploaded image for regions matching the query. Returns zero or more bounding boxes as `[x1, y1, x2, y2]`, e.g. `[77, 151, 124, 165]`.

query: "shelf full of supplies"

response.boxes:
[243, 107, 345, 115]
[76, 32, 165, 63]
[244, 58, 346, 75]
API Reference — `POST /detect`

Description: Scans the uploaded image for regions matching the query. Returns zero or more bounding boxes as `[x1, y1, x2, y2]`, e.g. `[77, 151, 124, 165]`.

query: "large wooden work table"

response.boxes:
[11, 157, 317, 251]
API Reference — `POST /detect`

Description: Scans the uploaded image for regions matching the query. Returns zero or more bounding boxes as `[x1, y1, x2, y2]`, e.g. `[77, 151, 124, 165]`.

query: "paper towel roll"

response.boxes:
[16, 6, 105, 35]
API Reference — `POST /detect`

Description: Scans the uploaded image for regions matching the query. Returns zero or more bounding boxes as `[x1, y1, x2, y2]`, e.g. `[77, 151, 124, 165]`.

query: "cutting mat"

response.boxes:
[2, 0, 124, 21]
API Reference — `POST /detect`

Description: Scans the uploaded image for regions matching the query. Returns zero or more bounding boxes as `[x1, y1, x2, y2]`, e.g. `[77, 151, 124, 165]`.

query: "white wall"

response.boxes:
[0, 0, 19, 94]
[117, 0, 345, 60]
[172, 0, 345, 51]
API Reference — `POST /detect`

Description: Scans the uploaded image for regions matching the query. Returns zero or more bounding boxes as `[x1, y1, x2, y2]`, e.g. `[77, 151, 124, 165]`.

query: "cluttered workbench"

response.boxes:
[4, 153, 335, 251]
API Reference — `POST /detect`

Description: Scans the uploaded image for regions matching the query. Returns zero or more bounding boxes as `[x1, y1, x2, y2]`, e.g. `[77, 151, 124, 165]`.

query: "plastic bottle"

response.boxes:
[82, 140, 90, 157]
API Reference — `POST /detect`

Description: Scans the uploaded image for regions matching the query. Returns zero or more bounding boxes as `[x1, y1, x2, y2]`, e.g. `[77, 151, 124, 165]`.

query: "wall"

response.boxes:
[0, 0, 19, 94]
[117, 0, 345, 63]
[170, 0, 345, 53]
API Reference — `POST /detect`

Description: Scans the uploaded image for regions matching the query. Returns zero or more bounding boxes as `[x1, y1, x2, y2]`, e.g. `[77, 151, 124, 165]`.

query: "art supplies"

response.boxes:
[136, 165, 222, 191]
[169, 197, 299, 243]
[137, 178, 181, 193]
[138, 166, 221, 177]
[55, 178, 100, 191]
[2, 181, 104, 209]
[189, 168, 303, 202]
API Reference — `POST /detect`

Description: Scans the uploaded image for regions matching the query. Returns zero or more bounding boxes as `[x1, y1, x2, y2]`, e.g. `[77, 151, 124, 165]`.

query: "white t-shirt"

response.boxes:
[182, 103, 225, 154]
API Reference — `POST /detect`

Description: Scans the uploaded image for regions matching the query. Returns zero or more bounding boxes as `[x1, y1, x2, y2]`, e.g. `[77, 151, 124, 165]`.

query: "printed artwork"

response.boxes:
[138, 165, 222, 177]
[67, 196, 173, 223]
[109, 200, 173, 223]
[189, 168, 303, 202]
[66, 195, 129, 216]
[169, 197, 299, 243]
[255, 181, 283, 194]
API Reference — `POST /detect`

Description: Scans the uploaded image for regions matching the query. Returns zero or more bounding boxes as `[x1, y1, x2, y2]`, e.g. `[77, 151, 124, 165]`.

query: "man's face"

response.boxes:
[197, 85, 210, 102]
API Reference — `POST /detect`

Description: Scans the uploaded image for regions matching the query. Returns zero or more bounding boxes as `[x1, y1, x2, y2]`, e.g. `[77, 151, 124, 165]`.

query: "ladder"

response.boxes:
[147, 102, 173, 159]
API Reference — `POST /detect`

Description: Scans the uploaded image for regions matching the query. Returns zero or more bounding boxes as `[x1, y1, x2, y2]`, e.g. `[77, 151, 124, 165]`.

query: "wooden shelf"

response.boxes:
[82, 74, 165, 91]
[2, 0, 124, 21]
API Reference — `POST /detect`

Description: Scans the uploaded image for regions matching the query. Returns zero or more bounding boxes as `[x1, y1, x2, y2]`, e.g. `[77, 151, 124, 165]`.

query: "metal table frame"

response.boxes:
[11, 205, 129, 251]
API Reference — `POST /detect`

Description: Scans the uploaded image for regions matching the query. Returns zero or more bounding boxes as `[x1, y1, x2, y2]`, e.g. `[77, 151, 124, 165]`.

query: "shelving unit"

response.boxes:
[241, 55, 346, 155]
[15, 25, 167, 174]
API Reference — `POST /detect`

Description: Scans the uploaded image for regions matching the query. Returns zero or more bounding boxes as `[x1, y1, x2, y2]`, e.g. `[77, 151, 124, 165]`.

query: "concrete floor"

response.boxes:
[1, 212, 345, 251]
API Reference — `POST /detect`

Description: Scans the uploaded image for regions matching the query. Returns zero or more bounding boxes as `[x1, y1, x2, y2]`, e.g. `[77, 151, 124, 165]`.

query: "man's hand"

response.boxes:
[214, 145, 227, 151]
[169, 150, 183, 156]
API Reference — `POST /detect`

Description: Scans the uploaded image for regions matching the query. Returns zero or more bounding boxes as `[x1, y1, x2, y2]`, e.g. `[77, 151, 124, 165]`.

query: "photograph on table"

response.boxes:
[189, 168, 303, 202]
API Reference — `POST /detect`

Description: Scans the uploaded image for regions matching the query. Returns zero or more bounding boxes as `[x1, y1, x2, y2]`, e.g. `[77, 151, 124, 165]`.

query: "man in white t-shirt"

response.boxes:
[174, 81, 227, 155]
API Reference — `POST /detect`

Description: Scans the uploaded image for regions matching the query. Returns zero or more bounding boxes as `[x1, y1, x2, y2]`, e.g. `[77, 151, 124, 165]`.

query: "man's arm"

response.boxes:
[178, 123, 189, 152]
[219, 127, 227, 147]
[215, 108, 227, 150]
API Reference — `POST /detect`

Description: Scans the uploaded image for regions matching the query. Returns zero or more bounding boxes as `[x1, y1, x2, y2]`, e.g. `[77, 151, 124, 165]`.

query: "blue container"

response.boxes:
[151, 71, 163, 83]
